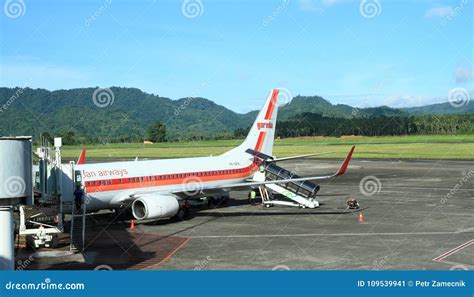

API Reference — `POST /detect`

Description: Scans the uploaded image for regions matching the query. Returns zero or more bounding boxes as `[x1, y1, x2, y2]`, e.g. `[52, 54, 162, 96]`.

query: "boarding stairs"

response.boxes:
[253, 171, 319, 209]
[70, 203, 86, 253]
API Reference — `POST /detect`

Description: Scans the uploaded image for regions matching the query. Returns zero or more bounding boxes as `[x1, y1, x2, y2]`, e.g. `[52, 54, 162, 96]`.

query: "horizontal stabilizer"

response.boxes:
[245, 149, 333, 162]
[245, 148, 274, 161]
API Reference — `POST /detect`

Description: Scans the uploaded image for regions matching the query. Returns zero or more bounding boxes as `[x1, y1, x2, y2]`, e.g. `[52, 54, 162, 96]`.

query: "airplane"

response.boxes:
[72, 89, 355, 221]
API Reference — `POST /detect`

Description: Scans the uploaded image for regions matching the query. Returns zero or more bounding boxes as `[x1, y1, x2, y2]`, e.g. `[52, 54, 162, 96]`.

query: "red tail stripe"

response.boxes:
[264, 89, 279, 120]
[255, 131, 266, 151]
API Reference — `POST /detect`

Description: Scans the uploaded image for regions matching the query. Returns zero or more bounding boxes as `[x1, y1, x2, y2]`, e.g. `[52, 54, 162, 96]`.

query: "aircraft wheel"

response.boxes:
[174, 209, 186, 221]
[50, 235, 59, 248]
[25, 236, 36, 251]
[208, 197, 216, 207]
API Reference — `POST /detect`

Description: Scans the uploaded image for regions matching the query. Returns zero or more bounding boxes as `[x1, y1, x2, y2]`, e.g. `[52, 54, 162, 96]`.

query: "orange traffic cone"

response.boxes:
[130, 219, 135, 230]
[358, 212, 364, 223]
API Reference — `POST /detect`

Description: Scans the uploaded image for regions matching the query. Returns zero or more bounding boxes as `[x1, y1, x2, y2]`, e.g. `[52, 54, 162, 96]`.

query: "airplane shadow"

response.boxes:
[192, 207, 367, 218]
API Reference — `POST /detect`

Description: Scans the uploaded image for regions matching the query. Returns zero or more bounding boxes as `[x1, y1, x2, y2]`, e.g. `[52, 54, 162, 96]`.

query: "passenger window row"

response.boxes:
[84, 168, 245, 187]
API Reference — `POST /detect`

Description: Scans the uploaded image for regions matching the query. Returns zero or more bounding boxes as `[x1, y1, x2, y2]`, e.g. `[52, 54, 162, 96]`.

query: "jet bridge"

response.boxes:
[16, 136, 86, 252]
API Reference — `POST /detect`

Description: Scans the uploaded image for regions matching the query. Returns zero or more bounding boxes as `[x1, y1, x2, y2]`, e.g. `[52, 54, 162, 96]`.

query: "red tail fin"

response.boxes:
[336, 145, 355, 176]
[77, 149, 86, 165]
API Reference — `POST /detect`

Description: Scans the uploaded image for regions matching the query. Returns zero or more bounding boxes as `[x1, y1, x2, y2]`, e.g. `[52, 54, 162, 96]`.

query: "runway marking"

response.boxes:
[188, 230, 473, 239]
[433, 239, 474, 262]
[146, 237, 191, 270]
[324, 186, 474, 192]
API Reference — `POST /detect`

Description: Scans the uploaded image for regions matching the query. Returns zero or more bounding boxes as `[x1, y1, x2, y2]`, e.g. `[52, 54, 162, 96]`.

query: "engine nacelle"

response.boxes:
[131, 194, 179, 220]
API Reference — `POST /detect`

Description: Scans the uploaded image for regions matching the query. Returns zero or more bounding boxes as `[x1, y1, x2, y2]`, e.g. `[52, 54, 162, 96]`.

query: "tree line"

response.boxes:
[37, 113, 473, 145]
[276, 113, 474, 138]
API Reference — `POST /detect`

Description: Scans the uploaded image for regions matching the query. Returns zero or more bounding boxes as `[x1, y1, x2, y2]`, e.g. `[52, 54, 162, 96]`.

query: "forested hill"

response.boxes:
[0, 87, 472, 142]
[278, 95, 405, 119]
[401, 101, 474, 115]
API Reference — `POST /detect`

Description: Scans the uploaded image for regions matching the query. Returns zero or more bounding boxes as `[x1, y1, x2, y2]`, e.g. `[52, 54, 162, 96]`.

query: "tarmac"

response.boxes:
[20, 159, 473, 270]
[152, 159, 474, 270]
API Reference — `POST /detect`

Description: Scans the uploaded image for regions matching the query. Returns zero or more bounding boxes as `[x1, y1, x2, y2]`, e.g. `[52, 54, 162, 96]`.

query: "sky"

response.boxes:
[1, 0, 473, 113]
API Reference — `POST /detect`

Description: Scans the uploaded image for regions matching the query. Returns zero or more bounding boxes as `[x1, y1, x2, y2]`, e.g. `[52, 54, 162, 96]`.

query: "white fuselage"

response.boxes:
[76, 153, 258, 211]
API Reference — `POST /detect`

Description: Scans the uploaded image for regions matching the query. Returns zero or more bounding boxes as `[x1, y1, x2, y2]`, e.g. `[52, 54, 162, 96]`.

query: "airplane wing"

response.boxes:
[173, 145, 355, 193]
[270, 152, 333, 162]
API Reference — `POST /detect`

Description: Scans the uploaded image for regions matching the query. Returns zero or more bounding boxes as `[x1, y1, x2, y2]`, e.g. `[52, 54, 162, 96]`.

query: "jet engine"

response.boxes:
[131, 194, 179, 220]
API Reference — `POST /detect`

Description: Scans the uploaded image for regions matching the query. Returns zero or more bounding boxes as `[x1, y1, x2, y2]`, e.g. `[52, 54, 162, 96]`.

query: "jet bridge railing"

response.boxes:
[263, 163, 320, 199]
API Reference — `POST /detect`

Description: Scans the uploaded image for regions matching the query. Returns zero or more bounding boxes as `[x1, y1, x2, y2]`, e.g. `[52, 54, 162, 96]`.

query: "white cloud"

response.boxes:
[455, 65, 473, 83]
[299, 0, 324, 12]
[321, 0, 348, 6]
[299, 0, 351, 12]
[1, 62, 90, 90]
[425, 5, 453, 18]
[379, 90, 474, 108]
[381, 95, 445, 108]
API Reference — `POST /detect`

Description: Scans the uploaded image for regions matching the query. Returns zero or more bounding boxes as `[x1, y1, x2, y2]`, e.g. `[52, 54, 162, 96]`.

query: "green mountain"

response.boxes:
[0, 87, 471, 142]
[0, 87, 255, 141]
[401, 102, 474, 115]
[279, 95, 405, 119]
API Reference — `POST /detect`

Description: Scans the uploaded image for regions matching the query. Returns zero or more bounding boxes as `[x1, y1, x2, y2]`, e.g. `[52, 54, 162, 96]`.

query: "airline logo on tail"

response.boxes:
[257, 121, 274, 130]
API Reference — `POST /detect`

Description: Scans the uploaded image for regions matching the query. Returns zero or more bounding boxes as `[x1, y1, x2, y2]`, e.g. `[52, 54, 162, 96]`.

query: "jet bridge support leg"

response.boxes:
[0, 207, 14, 270]
[259, 186, 271, 207]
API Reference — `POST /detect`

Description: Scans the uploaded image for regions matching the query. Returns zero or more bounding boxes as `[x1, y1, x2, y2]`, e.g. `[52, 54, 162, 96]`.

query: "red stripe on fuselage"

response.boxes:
[264, 89, 279, 120]
[84, 163, 259, 193]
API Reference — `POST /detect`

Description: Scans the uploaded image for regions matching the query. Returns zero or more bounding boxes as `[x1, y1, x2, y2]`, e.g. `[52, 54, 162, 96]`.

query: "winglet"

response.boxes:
[77, 149, 86, 165]
[336, 145, 355, 176]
